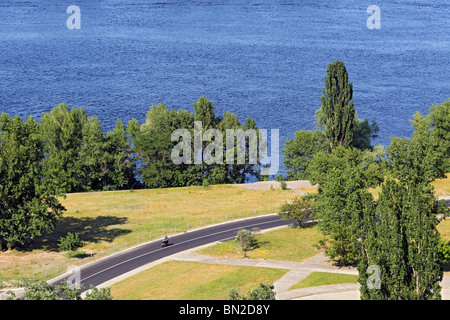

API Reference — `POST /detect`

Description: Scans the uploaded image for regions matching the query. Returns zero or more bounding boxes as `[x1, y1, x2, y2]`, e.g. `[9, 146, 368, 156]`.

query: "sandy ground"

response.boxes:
[234, 180, 316, 195]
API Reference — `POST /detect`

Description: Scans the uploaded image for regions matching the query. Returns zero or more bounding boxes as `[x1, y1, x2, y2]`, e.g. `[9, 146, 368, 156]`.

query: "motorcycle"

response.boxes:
[161, 238, 169, 247]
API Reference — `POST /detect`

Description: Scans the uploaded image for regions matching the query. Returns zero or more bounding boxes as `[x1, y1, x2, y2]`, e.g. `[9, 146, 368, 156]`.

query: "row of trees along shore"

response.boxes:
[279, 60, 450, 300]
[0, 96, 263, 250]
[0, 60, 449, 301]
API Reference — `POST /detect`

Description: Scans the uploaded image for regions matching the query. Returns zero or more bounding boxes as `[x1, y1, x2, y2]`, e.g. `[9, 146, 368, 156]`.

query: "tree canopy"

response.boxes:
[0, 113, 65, 249]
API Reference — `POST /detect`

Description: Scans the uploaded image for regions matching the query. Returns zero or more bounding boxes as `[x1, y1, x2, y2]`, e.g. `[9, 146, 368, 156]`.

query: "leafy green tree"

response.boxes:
[58, 232, 83, 252]
[132, 102, 196, 188]
[23, 280, 115, 300]
[40, 104, 89, 193]
[235, 229, 258, 256]
[315, 166, 374, 266]
[132, 97, 262, 188]
[229, 283, 276, 300]
[282, 130, 328, 180]
[0, 113, 65, 250]
[76, 115, 109, 191]
[283, 62, 378, 181]
[385, 101, 449, 187]
[386, 116, 443, 187]
[356, 179, 442, 300]
[437, 240, 450, 264]
[24, 281, 62, 300]
[24, 280, 83, 300]
[278, 196, 313, 228]
[103, 119, 138, 190]
[351, 117, 380, 150]
[428, 100, 450, 173]
[220, 114, 261, 184]
[305, 145, 385, 187]
[41, 104, 137, 193]
[84, 285, 115, 300]
[316, 60, 356, 150]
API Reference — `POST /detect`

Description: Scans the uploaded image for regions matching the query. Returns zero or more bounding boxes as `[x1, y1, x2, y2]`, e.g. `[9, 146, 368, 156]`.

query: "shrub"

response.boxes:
[235, 229, 258, 255]
[84, 285, 115, 300]
[278, 196, 313, 227]
[437, 240, 450, 263]
[229, 283, 276, 300]
[434, 199, 449, 215]
[58, 232, 83, 252]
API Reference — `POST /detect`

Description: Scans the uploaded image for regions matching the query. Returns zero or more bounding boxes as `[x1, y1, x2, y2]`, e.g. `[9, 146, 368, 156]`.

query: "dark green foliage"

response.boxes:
[317, 60, 356, 150]
[278, 196, 313, 227]
[229, 283, 276, 300]
[40, 104, 137, 193]
[23, 280, 114, 300]
[58, 232, 83, 252]
[132, 97, 262, 188]
[235, 229, 258, 254]
[356, 180, 442, 300]
[428, 101, 450, 173]
[282, 129, 328, 181]
[24, 280, 82, 300]
[84, 285, 115, 300]
[283, 62, 379, 181]
[314, 167, 373, 266]
[351, 118, 380, 150]
[434, 199, 449, 216]
[385, 102, 449, 186]
[305, 145, 385, 187]
[437, 240, 450, 264]
[0, 113, 65, 249]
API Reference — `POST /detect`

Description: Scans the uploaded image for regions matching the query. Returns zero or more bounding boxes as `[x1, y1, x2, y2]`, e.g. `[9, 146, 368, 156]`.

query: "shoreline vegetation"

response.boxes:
[0, 61, 449, 300]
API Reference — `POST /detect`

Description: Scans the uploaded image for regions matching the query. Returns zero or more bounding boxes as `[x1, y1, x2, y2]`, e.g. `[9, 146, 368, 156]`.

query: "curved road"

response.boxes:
[49, 214, 289, 293]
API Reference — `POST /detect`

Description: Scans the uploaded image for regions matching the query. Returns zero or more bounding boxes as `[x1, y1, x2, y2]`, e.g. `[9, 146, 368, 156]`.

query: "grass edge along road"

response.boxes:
[0, 184, 296, 287]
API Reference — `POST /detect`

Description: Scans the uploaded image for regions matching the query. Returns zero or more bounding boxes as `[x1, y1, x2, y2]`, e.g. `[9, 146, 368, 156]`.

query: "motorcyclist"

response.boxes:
[162, 235, 169, 246]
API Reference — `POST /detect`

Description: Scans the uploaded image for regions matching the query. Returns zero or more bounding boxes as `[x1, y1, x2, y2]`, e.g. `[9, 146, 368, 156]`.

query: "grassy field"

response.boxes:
[108, 226, 336, 300]
[433, 173, 450, 196]
[366, 173, 450, 200]
[195, 226, 323, 262]
[110, 260, 287, 300]
[0, 185, 296, 287]
[54, 185, 296, 252]
[288, 272, 359, 290]
[437, 219, 450, 242]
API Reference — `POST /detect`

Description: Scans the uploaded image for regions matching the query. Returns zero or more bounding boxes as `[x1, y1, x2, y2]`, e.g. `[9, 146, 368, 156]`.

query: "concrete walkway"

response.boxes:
[170, 247, 450, 300]
[170, 248, 360, 300]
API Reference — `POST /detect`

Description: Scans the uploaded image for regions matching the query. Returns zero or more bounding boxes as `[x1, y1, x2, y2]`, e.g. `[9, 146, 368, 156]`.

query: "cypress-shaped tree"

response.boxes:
[357, 179, 442, 300]
[317, 60, 356, 150]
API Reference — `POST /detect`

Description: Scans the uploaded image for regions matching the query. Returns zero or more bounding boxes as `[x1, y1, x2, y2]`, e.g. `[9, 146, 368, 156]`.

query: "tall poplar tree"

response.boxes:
[317, 60, 356, 150]
[356, 104, 448, 300]
[357, 179, 442, 300]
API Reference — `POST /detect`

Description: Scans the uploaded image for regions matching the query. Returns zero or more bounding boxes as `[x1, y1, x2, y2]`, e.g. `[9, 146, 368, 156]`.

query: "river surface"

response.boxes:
[0, 1, 449, 174]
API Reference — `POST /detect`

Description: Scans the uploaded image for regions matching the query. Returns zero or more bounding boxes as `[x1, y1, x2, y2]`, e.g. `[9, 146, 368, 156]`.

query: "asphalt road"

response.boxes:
[50, 214, 290, 293]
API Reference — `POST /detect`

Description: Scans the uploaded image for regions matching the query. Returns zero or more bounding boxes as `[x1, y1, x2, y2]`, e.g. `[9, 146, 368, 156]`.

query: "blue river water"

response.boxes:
[0, 1, 449, 175]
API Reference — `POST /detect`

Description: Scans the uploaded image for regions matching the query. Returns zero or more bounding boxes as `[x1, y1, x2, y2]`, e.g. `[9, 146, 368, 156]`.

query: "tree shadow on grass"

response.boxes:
[18, 216, 131, 252]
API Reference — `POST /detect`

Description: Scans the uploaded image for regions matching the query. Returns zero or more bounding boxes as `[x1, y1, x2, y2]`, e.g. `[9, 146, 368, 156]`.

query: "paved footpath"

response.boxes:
[170, 245, 450, 300]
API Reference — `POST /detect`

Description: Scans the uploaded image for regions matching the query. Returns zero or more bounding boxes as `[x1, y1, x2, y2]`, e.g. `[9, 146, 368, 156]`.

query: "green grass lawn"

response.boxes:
[195, 225, 323, 262]
[0, 185, 296, 287]
[110, 260, 288, 300]
[54, 185, 296, 253]
[110, 225, 326, 300]
[289, 272, 359, 290]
